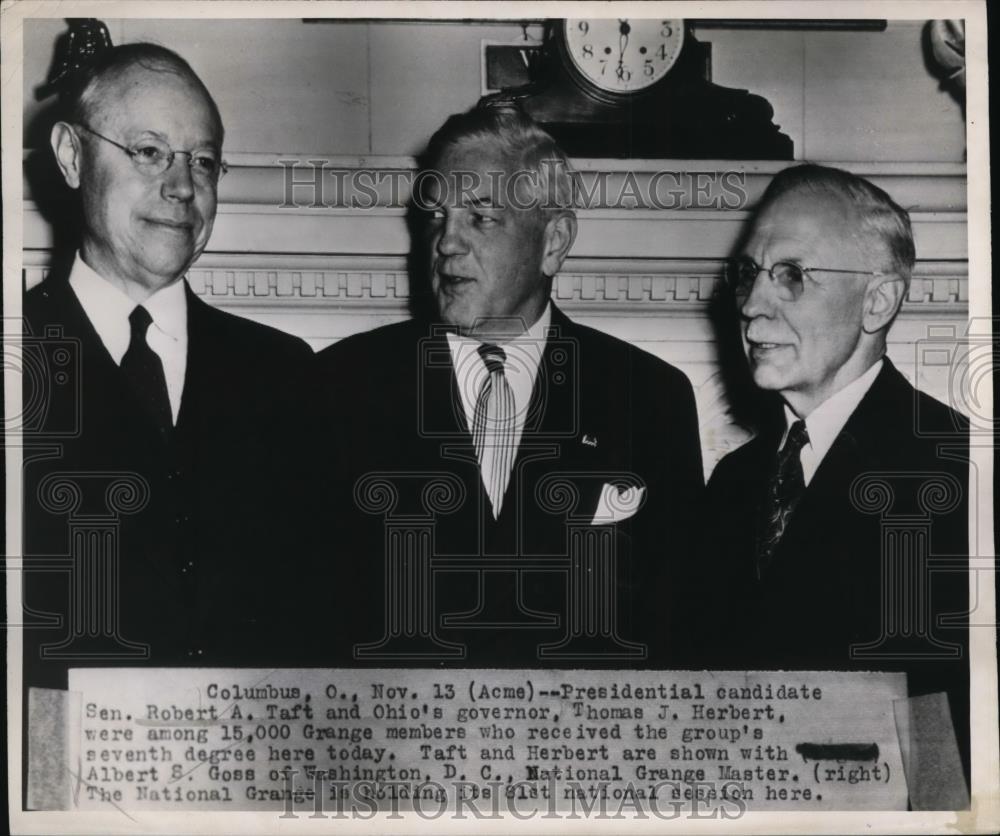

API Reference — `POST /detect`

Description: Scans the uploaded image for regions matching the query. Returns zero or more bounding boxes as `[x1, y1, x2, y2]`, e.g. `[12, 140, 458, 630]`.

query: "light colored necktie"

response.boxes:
[472, 343, 517, 519]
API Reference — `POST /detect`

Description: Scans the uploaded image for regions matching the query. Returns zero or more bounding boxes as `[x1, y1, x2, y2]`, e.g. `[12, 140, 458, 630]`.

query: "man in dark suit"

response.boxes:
[318, 107, 704, 667]
[699, 164, 969, 783]
[22, 43, 314, 690]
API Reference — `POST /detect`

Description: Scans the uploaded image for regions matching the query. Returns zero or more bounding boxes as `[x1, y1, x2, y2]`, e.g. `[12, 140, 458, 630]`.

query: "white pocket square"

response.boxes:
[591, 483, 646, 525]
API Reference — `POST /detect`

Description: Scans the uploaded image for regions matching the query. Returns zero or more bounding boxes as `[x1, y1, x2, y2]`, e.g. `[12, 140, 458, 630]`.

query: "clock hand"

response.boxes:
[618, 19, 630, 64]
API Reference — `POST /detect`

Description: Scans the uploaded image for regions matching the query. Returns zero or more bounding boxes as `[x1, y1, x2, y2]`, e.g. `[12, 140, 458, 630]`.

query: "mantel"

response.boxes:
[19, 156, 970, 472]
[21, 154, 969, 319]
[17, 153, 968, 292]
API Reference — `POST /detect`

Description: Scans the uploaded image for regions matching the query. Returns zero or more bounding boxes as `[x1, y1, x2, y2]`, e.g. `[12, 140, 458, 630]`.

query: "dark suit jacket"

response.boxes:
[697, 359, 970, 775]
[315, 306, 705, 667]
[21, 275, 316, 689]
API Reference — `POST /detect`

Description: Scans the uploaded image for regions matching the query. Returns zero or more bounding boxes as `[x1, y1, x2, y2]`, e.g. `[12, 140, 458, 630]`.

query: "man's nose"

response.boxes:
[161, 153, 196, 202]
[435, 215, 467, 256]
[738, 269, 776, 319]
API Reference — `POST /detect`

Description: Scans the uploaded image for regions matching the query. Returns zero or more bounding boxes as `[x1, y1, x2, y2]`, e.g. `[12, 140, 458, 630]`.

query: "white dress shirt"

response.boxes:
[781, 358, 884, 486]
[447, 303, 551, 456]
[68, 255, 188, 423]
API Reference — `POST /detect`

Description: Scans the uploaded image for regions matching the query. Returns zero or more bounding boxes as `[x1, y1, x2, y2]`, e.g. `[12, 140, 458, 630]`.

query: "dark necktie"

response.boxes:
[121, 305, 173, 437]
[472, 344, 517, 519]
[756, 419, 810, 577]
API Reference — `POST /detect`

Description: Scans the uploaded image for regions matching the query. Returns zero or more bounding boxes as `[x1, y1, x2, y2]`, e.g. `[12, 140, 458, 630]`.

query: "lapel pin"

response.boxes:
[582, 434, 598, 448]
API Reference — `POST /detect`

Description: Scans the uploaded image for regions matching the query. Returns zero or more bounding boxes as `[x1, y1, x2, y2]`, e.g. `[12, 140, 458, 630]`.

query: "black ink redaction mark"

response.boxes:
[795, 743, 879, 761]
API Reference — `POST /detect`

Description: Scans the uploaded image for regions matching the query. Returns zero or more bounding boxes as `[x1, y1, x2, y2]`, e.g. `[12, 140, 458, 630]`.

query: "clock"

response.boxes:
[563, 18, 685, 96]
[477, 19, 793, 160]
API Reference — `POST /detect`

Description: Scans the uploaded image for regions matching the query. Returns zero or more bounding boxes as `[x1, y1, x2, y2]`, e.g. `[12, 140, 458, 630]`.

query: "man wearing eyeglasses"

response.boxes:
[691, 164, 970, 786]
[22, 43, 314, 690]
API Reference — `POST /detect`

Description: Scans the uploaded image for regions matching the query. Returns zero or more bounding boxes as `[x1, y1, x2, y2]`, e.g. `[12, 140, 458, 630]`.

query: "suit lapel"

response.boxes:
[770, 361, 900, 569]
[774, 432, 861, 564]
[500, 307, 596, 532]
[45, 279, 122, 377]
[414, 326, 487, 551]
[423, 325, 473, 440]
[45, 279, 165, 444]
[421, 325, 479, 490]
[788, 361, 903, 512]
[525, 307, 578, 438]
[174, 283, 207, 436]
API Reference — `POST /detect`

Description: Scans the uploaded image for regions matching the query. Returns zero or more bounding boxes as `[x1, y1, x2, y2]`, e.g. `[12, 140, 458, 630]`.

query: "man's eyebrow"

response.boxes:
[461, 195, 497, 209]
[115, 128, 161, 143]
[128, 129, 220, 149]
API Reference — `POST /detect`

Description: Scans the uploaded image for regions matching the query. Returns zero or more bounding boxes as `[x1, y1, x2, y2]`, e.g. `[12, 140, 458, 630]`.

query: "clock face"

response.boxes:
[563, 18, 684, 94]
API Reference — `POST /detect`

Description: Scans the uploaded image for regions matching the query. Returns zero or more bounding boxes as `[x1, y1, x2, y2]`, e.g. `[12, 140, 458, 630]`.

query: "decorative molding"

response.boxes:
[19, 270, 971, 482]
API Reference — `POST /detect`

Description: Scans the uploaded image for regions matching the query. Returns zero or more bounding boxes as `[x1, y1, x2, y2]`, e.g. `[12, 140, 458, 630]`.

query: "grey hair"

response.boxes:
[420, 105, 574, 212]
[63, 42, 223, 142]
[758, 163, 915, 286]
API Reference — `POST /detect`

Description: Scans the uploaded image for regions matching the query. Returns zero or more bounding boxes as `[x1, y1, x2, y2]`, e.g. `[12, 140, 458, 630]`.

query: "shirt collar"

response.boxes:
[67, 254, 187, 362]
[782, 358, 884, 458]
[446, 303, 551, 360]
[68, 255, 136, 363]
[143, 275, 188, 343]
[503, 301, 551, 366]
[446, 302, 552, 431]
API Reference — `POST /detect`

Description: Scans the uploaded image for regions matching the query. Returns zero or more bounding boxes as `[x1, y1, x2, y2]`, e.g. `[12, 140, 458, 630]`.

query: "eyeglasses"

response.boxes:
[724, 257, 886, 302]
[75, 124, 228, 183]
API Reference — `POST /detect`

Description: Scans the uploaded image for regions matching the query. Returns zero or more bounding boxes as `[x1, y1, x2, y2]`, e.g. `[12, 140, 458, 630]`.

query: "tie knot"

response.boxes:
[478, 343, 506, 375]
[784, 420, 810, 454]
[129, 305, 153, 339]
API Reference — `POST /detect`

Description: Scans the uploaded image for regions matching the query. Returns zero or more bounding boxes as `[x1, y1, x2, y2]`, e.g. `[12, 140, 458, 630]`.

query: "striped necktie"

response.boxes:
[756, 419, 810, 577]
[472, 343, 517, 519]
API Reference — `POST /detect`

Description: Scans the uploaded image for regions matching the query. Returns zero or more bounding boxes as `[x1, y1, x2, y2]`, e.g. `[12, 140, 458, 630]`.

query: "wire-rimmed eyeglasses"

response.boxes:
[724, 257, 886, 302]
[75, 123, 228, 183]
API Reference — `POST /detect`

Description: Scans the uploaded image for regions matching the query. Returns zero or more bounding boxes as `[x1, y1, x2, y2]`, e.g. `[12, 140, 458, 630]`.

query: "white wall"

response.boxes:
[23, 19, 965, 160]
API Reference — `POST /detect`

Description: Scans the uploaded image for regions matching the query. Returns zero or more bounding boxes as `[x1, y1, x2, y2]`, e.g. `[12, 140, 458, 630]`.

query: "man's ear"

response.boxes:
[541, 210, 578, 278]
[863, 276, 906, 334]
[50, 121, 83, 189]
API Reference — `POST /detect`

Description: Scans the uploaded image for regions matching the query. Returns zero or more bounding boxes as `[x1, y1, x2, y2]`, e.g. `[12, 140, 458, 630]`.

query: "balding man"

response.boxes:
[700, 164, 969, 783]
[23, 43, 313, 687]
[318, 107, 704, 667]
